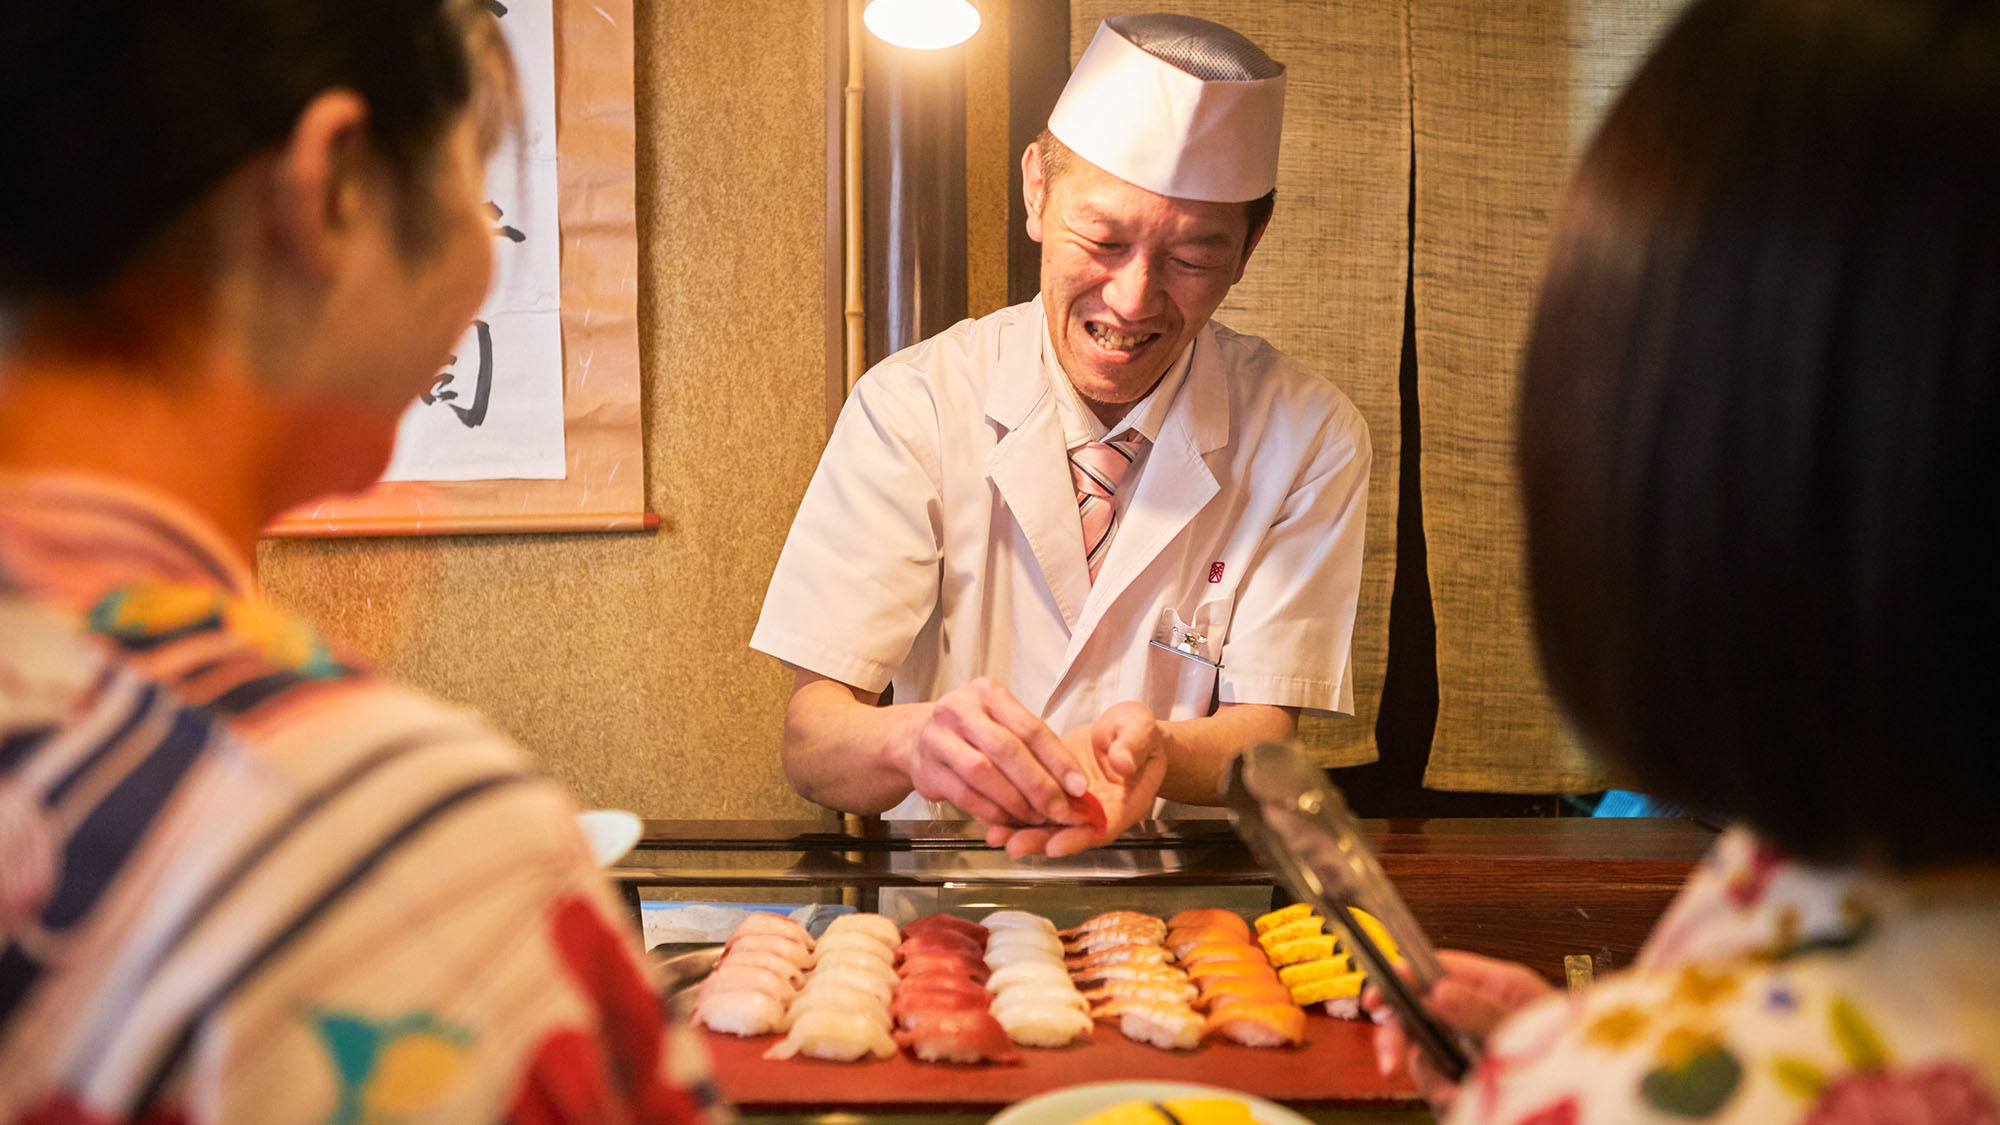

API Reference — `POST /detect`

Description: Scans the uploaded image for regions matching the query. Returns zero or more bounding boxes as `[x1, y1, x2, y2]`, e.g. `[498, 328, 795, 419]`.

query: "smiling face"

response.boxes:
[1024, 142, 1265, 419]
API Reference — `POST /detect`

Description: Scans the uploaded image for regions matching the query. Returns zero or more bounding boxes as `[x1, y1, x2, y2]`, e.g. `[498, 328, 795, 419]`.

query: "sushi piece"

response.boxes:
[1253, 903, 1315, 935]
[1277, 956, 1354, 991]
[1059, 911, 1163, 941]
[987, 960, 1076, 993]
[894, 1008, 1022, 1064]
[1107, 1001, 1205, 1050]
[1083, 978, 1201, 1007]
[891, 988, 994, 1026]
[1065, 944, 1171, 973]
[1263, 935, 1339, 967]
[822, 912, 901, 947]
[1289, 968, 1369, 1018]
[892, 969, 992, 999]
[727, 912, 815, 949]
[1166, 927, 1256, 960]
[723, 933, 815, 968]
[897, 952, 989, 983]
[1074, 963, 1193, 987]
[696, 964, 797, 1004]
[991, 999, 1094, 1048]
[798, 965, 895, 1006]
[1062, 928, 1167, 956]
[897, 930, 985, 962]
[786, 985, 892, 1028]
[1195, 977, 1293, 1009]
[902, 914, 989, 944]
[1177, 942, 1270, 970]
[694, 988, 788, 1037]
[1184, 952, 1280, 980]
[980, 910, 1057, 934]
[813, 931, 895, 964]
[1166, 909, 1251, 941]
[1256, 916, 1328, 950]
[988, 982, 1089, 1014]
[1204, 999, 1306, 1047]
[811, 949, 901, 983]
[984, 927, 1065, 959]
[716, 949, 806, 990]
[763, 1008, 897, 1062]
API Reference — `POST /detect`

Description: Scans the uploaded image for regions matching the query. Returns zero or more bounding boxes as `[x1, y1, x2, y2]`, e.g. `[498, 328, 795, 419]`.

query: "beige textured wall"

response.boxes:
[256, 0, 834, 821]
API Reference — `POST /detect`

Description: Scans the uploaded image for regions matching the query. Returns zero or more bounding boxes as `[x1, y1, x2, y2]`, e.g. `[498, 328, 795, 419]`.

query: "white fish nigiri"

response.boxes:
[993, 1001, 1094, 1048]
[694, 988, 788, 1037]
[785, 983, 892, 1027]
[981, 910, 1057, 934]
[1110, 1001, 1205, 1050]
[984, 927, 1065, 960]
[814, 931, 895, 964]
[763, 1008, 898, 1062]
[810, 949, 901, 984]
[822, 913, 901, 947]
[988, 983, 1089, 1015]
[986, 960, 1075, 993]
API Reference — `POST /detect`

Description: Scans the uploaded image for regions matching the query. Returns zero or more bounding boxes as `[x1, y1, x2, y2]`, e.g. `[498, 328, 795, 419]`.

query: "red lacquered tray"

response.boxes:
[703, 1012, 1420, 1113]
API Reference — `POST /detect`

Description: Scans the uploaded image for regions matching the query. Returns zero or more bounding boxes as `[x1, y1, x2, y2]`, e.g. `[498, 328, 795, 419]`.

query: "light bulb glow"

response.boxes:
[864, 0, 980, 50]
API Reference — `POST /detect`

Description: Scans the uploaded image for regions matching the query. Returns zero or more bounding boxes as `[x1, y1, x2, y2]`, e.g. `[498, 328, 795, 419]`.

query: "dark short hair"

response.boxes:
[1034, 129, 1274, 255]
[1520, 0, 2000, 866]
[0, 0, 508, 302]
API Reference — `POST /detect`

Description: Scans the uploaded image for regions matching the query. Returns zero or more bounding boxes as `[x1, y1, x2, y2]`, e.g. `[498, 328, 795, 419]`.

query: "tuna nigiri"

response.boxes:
[894, 1008, 1022, 1064]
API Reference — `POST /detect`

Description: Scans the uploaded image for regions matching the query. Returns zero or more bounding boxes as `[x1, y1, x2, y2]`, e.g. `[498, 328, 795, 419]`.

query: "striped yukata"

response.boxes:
[0, 474, 726, 1125]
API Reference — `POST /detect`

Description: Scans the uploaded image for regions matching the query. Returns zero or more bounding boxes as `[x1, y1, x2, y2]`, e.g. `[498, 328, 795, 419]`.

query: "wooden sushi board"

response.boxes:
[702, 1012, 1420, 1113]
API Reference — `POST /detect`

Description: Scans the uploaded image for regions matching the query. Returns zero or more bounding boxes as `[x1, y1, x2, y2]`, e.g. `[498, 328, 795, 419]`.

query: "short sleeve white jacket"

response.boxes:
[751, 299, 1371, 801]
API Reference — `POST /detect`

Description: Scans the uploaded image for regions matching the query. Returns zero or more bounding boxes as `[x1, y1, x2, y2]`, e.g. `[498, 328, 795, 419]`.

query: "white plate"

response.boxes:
[576, 808, 643, 867]
[989, 1080, 1316, 1125]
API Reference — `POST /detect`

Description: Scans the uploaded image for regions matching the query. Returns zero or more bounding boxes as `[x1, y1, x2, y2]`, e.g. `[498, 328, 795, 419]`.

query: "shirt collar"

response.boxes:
[1041, 319, 1197, 449]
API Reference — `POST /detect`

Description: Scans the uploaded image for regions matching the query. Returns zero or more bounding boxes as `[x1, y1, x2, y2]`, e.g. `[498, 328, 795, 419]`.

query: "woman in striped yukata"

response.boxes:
[0, 2, 723, 1122]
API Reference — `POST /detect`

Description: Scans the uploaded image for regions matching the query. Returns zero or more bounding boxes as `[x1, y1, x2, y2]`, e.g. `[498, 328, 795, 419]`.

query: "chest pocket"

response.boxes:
[1142, 582, 1238, 720]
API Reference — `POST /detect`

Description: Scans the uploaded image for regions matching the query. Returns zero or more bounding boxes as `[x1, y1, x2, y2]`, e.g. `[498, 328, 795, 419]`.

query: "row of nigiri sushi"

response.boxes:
[1250, 903, 1401, 1019]
[1062, 908, 1306, 1049]
[694, 909, 1094, 1063]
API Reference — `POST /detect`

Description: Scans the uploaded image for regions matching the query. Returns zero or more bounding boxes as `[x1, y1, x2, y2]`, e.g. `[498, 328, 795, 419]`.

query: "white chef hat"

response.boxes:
[1046, 14, 1287, 203]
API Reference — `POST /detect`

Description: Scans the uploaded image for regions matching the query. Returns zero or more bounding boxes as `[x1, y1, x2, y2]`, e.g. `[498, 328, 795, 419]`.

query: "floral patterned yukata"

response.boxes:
[1447, 827, 2000, 1125]
[0, 474, 727, 1124]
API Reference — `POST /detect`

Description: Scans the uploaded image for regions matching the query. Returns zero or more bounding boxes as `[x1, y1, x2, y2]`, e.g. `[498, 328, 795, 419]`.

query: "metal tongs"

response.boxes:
[1223, 741, 1477, 1082]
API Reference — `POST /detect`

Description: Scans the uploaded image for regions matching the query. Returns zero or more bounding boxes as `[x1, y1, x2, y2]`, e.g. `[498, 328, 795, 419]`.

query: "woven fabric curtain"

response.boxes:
[1411, 0, 1683, 791]
[1070, 0, 1412, 769]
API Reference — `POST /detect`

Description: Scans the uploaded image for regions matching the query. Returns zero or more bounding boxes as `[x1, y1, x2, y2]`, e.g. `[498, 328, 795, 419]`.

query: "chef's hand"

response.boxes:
[899, 677, 1091, 828]
[985, 702, 1167, 858]
[1367, 950, 1555, 1112]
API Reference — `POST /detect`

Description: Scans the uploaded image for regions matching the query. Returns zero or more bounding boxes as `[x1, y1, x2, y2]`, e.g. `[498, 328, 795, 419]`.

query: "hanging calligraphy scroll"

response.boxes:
[266, 0, 650, 537]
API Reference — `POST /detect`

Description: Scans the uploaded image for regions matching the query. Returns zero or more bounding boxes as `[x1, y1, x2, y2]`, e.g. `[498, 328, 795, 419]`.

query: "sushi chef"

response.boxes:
[752, 14, 1370, 857]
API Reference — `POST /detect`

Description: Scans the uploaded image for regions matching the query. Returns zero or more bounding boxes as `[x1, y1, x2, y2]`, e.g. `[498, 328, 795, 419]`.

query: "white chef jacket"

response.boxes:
[751, 298, 1371, 817]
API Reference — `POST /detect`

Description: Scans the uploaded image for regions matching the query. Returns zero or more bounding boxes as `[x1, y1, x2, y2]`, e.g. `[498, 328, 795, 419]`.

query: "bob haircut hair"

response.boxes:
[0, 0, 514, 304]
[1519, 0, 2000, 867]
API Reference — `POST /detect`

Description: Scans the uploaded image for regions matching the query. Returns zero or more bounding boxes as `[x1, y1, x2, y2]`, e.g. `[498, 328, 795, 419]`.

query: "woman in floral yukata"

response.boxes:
[0, 2, 721, 1122]
[1372, 0, 2000, 1122]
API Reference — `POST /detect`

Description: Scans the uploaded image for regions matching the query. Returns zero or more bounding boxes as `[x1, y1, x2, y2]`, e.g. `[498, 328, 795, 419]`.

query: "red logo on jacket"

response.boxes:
[1208, 562, 1226, 584]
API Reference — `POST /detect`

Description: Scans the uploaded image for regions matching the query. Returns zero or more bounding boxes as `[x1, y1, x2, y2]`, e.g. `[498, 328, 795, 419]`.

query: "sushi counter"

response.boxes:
[615, 817, 1716, 1122]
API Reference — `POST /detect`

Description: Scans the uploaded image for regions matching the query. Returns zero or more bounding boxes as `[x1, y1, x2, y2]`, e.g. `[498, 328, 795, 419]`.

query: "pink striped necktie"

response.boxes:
[1071, 434, 1147, 583]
